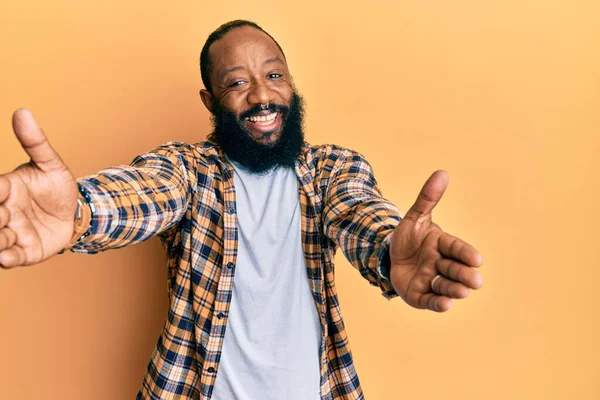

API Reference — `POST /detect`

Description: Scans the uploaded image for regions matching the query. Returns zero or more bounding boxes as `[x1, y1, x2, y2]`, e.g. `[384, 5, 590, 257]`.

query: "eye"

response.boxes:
[228, 80, 246, 88]
[268, 73, 282, 79]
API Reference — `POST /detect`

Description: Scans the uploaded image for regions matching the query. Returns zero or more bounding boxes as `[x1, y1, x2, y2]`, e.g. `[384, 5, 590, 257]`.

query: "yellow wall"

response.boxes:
[0, 1, 598, 399]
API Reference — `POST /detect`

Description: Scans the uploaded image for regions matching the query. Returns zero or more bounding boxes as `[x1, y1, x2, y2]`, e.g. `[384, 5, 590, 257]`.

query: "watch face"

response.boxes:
[75, 198, 83, 220]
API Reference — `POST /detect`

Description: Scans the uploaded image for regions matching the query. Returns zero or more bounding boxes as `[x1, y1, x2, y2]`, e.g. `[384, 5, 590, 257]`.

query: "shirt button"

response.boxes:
[217, 312, 225, 319]
[207, 367, 215, 373]
[226, 262, 234, 269]
[227, 207, 235, 215]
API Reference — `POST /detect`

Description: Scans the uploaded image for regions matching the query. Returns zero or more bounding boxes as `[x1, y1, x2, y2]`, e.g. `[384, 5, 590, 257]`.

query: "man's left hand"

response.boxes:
[389, 170, 483, 312]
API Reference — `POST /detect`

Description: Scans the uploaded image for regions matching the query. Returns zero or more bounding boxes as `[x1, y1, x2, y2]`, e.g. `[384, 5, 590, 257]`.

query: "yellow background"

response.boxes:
[0, 0, 598, 399]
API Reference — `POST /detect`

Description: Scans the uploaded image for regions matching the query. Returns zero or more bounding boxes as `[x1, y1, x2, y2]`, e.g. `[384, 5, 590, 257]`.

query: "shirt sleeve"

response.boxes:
[322, 148, 401, 299]
[66, 142, 198, 254]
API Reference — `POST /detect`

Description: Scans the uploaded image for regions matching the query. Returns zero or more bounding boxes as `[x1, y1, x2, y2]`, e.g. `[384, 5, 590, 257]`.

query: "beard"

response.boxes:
[208, 91, 305, 174]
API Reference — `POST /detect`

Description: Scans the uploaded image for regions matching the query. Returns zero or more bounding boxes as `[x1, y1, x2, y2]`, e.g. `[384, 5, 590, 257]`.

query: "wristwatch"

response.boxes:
[68, 188, 95, 246]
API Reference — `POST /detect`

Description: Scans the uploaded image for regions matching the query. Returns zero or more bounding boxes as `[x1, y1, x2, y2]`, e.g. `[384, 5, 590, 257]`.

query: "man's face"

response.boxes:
[205, 26, 294, 146]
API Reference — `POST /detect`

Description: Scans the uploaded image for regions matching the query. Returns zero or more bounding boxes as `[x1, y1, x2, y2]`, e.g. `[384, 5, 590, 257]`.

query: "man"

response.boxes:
[0, 20, 483, 399]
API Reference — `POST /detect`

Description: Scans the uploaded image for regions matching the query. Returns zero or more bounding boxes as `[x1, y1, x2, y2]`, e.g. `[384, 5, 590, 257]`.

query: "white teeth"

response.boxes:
[248, 112, 277, 123]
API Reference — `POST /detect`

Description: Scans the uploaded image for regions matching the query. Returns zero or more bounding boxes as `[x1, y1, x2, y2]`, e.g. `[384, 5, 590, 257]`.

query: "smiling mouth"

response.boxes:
[242, 110, 282, 144]
[245, 111, 278, 125]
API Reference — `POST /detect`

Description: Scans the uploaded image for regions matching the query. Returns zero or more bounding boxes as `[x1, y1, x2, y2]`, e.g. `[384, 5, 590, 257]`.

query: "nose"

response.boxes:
[246, 79, 275, 107]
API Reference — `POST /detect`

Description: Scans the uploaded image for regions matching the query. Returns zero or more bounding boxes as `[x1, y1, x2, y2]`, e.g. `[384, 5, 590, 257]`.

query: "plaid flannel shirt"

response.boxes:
[68, 139, 401, 399]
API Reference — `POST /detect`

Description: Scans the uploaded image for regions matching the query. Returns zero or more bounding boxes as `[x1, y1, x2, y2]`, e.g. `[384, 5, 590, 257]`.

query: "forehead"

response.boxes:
[208, 26, 286, 75]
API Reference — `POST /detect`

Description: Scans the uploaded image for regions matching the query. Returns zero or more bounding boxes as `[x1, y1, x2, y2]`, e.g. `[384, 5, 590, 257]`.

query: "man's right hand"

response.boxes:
[0, 109, 78, 268]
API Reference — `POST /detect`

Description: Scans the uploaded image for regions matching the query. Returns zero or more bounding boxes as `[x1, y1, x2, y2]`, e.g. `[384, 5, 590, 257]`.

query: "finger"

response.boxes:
[0, 205, 10, 228]
[407, 291, 452, 312]
[12, 109, 66, 173]
[0, 228, 17, 251]
[0, 175, 10, 204]
[403, 170, 449, 222]
[431, 274, 471, 299]
[0, 245, 27, 268]
[436, 258, 483, 289]
[438, 232, 483, 267]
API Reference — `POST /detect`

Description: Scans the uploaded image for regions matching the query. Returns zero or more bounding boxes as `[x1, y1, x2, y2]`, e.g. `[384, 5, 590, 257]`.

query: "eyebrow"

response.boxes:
[264, 57, 284, 66]
[218, 57, 285, 81]
[219, 65, 244, 81]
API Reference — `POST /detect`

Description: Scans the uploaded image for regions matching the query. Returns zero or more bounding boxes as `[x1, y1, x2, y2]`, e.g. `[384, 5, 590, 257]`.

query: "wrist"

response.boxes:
[65, 189, 94, 250]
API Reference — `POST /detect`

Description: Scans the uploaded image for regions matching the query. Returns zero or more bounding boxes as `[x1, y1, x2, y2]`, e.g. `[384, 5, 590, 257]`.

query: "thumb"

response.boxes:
[404, 170, 449, 221]
[12, 108, 66, 172]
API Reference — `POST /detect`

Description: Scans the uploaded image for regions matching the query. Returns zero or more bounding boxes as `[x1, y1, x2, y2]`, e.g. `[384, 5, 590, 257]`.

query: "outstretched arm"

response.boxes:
[322, 148, 483, 310]
[67, 140, 198, 254]
[322, 148, 401, 298]
[0, 109, 197, 268]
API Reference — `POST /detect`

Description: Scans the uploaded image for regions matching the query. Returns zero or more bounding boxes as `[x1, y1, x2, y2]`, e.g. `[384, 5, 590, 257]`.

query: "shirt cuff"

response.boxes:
[376, 233, 399, 299]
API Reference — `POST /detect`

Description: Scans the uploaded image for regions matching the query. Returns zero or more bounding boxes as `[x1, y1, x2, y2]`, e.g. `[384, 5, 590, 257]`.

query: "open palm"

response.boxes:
[389, 171, 483, 312]
[0, 109, 78, 267]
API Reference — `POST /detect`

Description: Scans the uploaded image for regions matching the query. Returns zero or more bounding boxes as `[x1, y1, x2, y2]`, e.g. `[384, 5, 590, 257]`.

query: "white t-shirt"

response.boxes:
[211, 162, 322, 400]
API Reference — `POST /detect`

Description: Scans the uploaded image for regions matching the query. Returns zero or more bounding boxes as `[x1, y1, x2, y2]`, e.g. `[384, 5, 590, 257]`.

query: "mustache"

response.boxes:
[238, 103, 290, 120]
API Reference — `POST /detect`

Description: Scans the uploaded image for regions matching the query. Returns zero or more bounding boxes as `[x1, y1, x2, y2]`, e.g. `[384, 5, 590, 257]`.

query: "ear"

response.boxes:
[200, 89, 215, 114]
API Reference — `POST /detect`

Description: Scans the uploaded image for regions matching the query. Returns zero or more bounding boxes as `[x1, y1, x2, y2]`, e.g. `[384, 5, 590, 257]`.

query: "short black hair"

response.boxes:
[199, 20, 286, 94]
